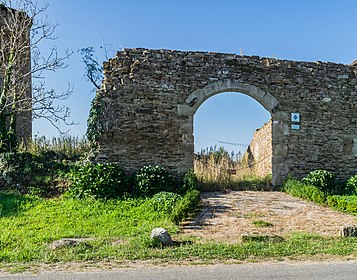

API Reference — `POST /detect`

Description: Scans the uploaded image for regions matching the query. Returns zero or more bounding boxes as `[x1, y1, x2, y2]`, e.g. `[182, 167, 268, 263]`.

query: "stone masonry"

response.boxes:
[91, 48, 357, 185]
[0, 5, 32, 142]
[244, 120, 272, 178]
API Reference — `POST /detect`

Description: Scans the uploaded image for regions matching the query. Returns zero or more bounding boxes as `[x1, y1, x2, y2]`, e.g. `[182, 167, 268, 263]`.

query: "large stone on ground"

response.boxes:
[150, 228, 173, 246]
[339, 224, 357, 237]
[49, 238, 94, 250]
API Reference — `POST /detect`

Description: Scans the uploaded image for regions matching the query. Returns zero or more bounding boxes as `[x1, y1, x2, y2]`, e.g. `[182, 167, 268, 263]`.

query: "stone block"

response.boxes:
[150, 228, 173, 246]
[339, 224, 357, 237]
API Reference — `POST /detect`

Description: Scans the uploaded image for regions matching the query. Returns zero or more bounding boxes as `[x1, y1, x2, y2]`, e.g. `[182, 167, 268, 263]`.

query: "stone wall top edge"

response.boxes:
[0, 4, 31, 22]
[117, 47, 353, 68]
[0, 4, 24, 14]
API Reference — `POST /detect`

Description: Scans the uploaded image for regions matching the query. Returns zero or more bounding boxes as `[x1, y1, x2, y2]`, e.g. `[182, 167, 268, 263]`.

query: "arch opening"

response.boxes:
[194, 92, 272, 187]
[178, 80, 287, 186]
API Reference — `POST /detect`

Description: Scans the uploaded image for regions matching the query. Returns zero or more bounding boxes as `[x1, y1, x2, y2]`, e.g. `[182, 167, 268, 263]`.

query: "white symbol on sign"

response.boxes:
[291, 113, 300, 122]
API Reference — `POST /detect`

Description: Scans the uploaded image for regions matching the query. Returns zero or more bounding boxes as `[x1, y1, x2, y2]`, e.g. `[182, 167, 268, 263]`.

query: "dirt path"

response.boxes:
[180, 191, 357, 242]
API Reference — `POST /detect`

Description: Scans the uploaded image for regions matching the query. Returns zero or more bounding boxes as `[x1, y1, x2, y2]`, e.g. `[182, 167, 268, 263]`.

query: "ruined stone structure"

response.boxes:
[0, 5, 32, 142]
[90, 48, 357, 185]
[244, 120, 272, 178]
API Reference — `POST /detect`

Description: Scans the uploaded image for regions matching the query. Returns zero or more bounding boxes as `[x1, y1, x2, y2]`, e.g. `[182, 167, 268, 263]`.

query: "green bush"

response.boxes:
[69, 162, 128, 199]
[180, 169, 198, 194]
[283, 178, 327, 204]
[327, 195, 357, 214]
[0, 152, 74, 196]
[171, 189, 200, 224]
[346, 174, 357, 194]
[134, 165, 173, 197]
[301, 170, 336, 194]
[149, 191, 182, 214]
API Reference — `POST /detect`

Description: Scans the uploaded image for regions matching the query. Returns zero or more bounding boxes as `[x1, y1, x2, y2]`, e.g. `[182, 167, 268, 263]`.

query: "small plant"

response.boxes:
[346, 174, 357, 194]
[241, 234, 284, 243]
[302, 170, 336, 194]
[252, 220, 274, 227]
[237, 211, 264, 219]
[69, 162, 128, 199]
[134, 165, 173, 197]
[181, 169, 198, 194]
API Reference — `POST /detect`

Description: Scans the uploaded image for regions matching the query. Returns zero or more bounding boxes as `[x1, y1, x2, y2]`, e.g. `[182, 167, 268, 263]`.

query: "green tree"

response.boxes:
[79, 47, 103, 91]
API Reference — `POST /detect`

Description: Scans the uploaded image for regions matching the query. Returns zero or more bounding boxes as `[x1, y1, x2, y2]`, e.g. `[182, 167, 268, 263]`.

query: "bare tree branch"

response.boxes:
[0, 0, 74, 146]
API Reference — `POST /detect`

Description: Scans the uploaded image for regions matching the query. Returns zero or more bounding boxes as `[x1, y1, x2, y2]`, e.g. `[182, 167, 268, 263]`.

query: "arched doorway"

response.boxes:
[178, 80, 288, 186]
[194, 91, 271, 184]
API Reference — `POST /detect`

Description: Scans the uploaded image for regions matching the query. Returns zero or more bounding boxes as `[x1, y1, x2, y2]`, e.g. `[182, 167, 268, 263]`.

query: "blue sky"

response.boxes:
[34, 0, 356, 153]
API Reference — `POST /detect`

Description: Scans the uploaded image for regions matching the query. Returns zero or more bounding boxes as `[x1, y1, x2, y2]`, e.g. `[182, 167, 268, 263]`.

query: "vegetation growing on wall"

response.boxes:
[86, 95, 105, 148]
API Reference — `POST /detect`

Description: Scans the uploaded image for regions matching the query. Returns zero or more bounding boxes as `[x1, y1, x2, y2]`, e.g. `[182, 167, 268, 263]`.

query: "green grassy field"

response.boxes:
[0, 192, 180, 262]
[0, 191, 356, 269]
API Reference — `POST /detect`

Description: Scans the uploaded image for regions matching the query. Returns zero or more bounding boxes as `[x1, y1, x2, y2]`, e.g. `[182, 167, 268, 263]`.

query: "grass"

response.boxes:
[0, 192, 179, 262]
[0, 191, 356, 269]
[252, 220, 274, 227]
[18, 135, 91, 159]
[237, 211, 264, 219]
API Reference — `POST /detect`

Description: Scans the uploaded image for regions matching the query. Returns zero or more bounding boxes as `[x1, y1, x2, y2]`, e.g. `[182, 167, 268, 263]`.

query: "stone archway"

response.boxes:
[177, 80, 288, 185]
[91, 48, 356, 184]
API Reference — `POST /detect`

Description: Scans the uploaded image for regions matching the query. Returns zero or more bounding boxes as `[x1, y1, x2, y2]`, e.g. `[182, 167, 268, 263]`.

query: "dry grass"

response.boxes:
[194, 156, 272, 191]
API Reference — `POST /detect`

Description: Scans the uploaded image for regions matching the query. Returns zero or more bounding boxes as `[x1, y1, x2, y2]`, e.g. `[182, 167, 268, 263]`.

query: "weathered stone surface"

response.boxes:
[92, 48, 357, 185]
[339, 224, 357, 237]
[49, 238, 94, 250]
[150, 228, 173, 246]
[244, 120, 272, 177]
[0, 6, 32, 142]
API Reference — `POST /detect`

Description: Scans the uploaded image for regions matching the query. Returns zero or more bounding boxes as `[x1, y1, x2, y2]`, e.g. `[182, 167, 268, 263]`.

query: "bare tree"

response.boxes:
[0, 0, 73, 151]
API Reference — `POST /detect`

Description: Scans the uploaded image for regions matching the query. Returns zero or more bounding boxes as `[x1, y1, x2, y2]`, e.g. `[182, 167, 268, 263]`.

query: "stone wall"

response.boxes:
[244, 120, 272, 177]
[91, 48, 357, 185]
[0, 5, 32, 142]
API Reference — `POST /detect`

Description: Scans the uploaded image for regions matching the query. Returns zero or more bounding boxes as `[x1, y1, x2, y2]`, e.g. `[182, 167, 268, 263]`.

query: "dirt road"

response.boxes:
[180, 191, 357, 242]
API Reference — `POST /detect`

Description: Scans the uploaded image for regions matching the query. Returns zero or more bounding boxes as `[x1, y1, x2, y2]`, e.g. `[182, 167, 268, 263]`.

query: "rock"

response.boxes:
[150, 228, 173, 246]
[49, 238, 94, 250]
[339, 224, 357, 237]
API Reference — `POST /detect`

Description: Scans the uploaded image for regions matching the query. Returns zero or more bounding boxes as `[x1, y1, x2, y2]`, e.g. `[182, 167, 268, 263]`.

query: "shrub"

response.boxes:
[302, 170, 336, 194]
[0, 152, 74, 196]
[149, 192, 182, 214]
[283, 178, 327, 204]
[134, 165, 173, 197]
[180, 169, 198, 194]
[69, 162, 128, 199]
[346, 174, 357, 194]
[327, 195, 357, 214]
[171, 189, 200, 224]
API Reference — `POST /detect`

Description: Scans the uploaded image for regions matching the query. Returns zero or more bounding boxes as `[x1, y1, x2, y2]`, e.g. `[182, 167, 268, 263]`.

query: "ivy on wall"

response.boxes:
[86, 94, 104, 149]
